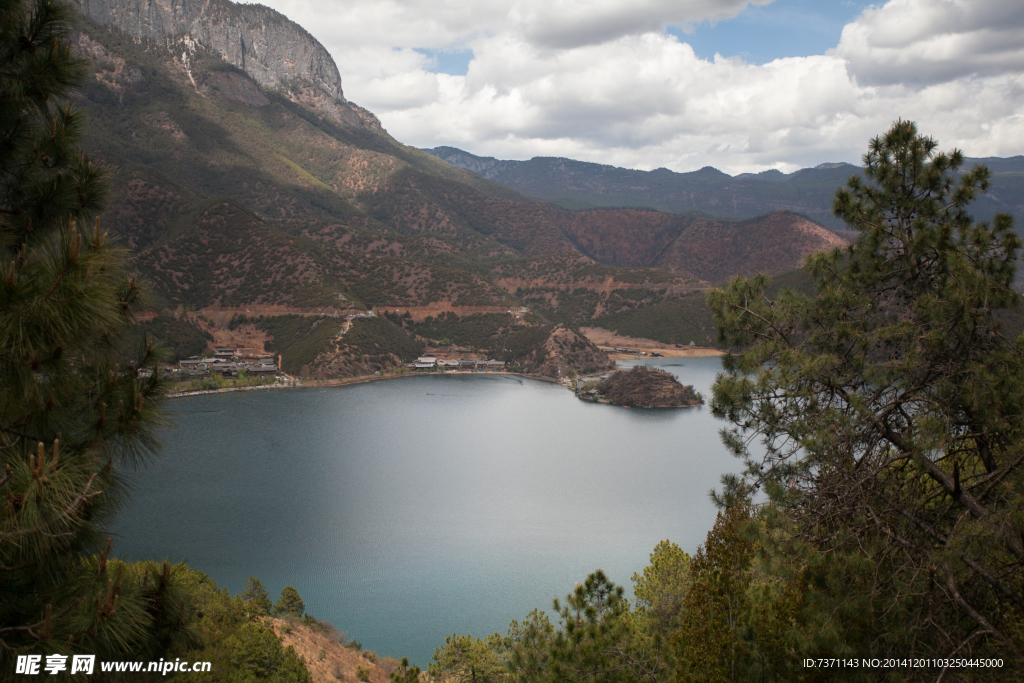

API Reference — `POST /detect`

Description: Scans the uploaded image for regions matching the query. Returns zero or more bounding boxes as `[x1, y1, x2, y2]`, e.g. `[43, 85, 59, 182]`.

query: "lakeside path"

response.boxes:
[164, 371, 564, 400]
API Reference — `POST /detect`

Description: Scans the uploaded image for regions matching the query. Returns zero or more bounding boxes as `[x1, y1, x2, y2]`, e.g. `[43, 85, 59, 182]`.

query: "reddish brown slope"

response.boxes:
[554, 209, 847, 282]
[558, 209, 691, 273]
[138, 200, 512, 309]
[359, 172, 847, 285]
[658, 211, 848, 283]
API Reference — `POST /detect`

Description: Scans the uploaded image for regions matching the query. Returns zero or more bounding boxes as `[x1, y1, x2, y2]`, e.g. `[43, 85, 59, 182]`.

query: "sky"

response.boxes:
[253, 0, 1024, 175]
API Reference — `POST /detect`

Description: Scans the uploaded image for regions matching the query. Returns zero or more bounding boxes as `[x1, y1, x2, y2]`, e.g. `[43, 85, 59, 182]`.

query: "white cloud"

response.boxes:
[259, 0, 770, 50]
[835, 0, 1024, 86]
[253, 0, 1024, 174]
[505, 0, 772, 49]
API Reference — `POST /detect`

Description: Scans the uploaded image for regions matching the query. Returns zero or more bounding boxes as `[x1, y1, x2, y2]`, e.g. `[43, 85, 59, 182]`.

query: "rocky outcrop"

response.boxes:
[73, 0, 345, 102]
[591, 366, 702, 408]
[522, 325, 615, 379]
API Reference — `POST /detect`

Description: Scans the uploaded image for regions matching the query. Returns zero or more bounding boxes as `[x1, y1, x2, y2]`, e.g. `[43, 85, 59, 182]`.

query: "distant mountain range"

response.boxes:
[423, 147, 1024, 234]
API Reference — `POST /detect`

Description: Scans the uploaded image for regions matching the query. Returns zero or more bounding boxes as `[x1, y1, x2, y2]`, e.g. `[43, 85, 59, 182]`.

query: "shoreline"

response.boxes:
[163, 370, 564, 400]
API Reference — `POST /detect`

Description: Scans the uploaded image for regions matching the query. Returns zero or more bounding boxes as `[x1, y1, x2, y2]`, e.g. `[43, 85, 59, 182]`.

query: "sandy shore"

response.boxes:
[579, 326, 726, 359]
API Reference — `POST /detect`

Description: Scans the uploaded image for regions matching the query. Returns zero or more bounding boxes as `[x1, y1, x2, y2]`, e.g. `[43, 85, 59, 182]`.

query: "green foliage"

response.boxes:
[631, 540, 691, 636]
[137, 199, 355, 309]
[407, 312, 516, 348]
[514, 286, 606, 326]
[399, 311, 564, 368]
[356, 664, 371, 681]
[228, 313, 251, 330]
[443, 572, 668, 683]
[592, 293, 722, 347]
[0, 0, 192, 670]
[162, 566, 309, 683]
[339, 315, 424, 363]
[674, 501, 755, 683]
[708, 121, 1024, 671]
[222, 623, 312, 683]
[127, 314, 213, 361]
[257, 315, 343, 373]
[430, 633, 507, 683]
[504, 609, 555, 683]
[259, 314, 423, 376]
[500, 325, 552, 364]
[423, 121, 1024, 683]
[274, 586, 306, 619]
[546, 571, 637, 682]
[496, 253, 676, 286]
[239, 577, 272, 616]
[390, 656, 422, 683]
[586, 267, 824, 347]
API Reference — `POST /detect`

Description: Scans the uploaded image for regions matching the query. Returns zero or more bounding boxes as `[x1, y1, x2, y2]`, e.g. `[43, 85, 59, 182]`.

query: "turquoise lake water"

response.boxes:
[112, 357, 741, 666]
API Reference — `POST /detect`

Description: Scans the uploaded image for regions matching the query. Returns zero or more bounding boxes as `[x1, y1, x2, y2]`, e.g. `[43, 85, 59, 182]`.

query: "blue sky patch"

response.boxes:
[415, 48, 475, 75]
[668, 0, 875, 64]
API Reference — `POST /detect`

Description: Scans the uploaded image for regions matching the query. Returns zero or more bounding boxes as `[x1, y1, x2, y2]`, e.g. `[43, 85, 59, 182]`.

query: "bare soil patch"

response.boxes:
[579, 326, 725, 358]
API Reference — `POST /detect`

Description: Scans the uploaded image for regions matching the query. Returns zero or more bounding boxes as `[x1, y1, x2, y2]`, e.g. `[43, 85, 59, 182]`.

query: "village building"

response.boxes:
[248, 363, 278, 374]
[179, 357, 215, 374]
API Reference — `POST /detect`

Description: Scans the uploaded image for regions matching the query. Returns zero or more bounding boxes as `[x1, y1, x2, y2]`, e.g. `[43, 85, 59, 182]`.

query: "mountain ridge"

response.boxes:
[423, 146, 1024, 233]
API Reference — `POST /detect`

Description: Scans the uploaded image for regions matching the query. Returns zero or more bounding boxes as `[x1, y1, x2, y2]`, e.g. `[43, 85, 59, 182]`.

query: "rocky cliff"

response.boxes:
[73, 0, 345, 102]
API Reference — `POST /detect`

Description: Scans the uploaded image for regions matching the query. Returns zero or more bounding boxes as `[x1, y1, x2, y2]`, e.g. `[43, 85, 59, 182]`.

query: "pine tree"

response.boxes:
[1, 0, 187, 670]
[429, 632, 507, 683]
[546, 570, 666, 683]
[239, 577, 273, 616]
[707, 120, 1024, 667]
[390, 656, 422, 683]
[274, 586, 305, 618]
[631, 539, 691, 636]
[674, 501, 754, 683]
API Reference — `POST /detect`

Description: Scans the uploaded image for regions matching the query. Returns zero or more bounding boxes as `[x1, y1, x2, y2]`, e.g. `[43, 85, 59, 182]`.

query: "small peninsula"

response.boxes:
[581, 366, 704, 408]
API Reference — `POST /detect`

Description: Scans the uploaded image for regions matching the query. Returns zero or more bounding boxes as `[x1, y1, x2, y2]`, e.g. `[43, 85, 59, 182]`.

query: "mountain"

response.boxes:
[67, 0, 854, 361]
[423, 147, 1024, 234]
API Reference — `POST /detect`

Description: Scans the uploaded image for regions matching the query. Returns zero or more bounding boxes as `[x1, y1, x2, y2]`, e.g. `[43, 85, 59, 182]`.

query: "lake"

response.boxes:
[112, 356, 741, 666]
